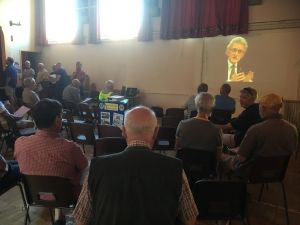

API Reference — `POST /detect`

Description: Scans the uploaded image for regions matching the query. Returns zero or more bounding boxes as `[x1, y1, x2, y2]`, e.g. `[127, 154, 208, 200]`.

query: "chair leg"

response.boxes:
[281, 182, 290, 225]
[258, 183, 264, 201]
[49, 208, 55, 225]
[18, 183, 31, 223]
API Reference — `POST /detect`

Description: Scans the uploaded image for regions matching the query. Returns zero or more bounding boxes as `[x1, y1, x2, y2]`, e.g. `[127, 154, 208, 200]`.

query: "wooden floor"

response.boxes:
[1, 149, 299, 225]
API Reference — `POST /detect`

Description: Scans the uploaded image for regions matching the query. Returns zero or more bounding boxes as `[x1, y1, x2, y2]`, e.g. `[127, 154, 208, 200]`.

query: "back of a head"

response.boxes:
[72, 79, 81, 88]
[260, 93, 282, 112]
[7, 57, 14, 64]
[32, 99, 62, 129]
[220, 83, 231, 95]
[195, 92, 215, 114]
[197, 83, 208, 93]
[124, 106, 157, 138]
[23, 78, 35, 88]
[240, 87, 257, 101]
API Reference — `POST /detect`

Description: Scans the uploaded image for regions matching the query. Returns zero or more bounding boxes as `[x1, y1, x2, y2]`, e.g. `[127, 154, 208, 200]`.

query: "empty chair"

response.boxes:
[153, 127, 176, 150]
[97, 124, 123, 138]
[95, 137, 127, 156]
[4, 115, 36, 139]
[165, 108, 184, 120]
[176, 148, 217, 185]
[193, 180, 248, 225]
[78, 103, 95, 122]
[69, 122, 98, 156]
[151, 106, 164, 118]
[161, 116, 181, 128]
[247, 155, 291, 225]
[210, 109, 232, 124]
[21, 174, 76, 225]
[63, 100, 79, 116]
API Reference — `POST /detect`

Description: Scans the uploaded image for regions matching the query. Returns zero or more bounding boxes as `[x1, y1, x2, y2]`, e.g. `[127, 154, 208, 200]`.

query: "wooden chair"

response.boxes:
[193, 180, 248, 225]
[21, 174, 76, 225]
[97, 124, 123, 138]
[247, 155, 291, 225]
[69, 122, 98, 156]
[153, 127, 176, 151]
[62, 100, 79, 116]
[176, 148, 217, 185]
[165, 108, 184, 120]
[151, 106, 164, 118]
[95, 137, 127, 156]
[210, 109, 232, 125]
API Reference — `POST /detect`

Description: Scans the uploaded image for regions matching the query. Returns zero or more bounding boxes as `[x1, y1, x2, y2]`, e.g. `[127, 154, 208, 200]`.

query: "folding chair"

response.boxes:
[247, 155, 291, 225]
[78, 103, 95, 123]
[210, 109, 232, 125]
[69, 122, 98, 156]
[161, 116, 181, 128]
[21, 174, 76, 225]
[193, 180, 248, 225]
[151, 106, 164, 118]
[95, 137, 127, 156]
[97, 124, 123, 138]
[165, 108, 184, 120]
[153, 127, 176, 151]
[176, 148, 217, 185]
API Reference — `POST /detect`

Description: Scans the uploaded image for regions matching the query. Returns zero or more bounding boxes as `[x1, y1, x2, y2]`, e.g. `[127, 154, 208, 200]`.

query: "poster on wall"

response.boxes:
[112, 113, 124, 127]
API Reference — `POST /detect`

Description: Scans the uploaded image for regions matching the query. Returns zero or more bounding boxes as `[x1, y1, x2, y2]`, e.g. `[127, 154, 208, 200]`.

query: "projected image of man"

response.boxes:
[226, 36, 254, 82]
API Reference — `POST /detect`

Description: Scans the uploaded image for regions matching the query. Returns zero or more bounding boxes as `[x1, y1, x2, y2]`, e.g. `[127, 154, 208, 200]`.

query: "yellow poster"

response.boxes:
[105, 103, 118, 111]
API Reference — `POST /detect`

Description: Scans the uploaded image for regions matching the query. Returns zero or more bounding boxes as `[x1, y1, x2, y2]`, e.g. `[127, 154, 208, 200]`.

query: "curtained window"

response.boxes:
[160, 0, 249, 40]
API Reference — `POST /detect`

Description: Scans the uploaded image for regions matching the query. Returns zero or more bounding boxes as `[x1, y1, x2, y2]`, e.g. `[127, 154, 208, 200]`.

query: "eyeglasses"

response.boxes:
[230, 48, 245, 54]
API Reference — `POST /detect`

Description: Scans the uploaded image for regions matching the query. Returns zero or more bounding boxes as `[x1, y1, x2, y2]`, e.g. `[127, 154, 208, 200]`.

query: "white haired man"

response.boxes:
[226, 36, 253, 82]
[74, 106, 198, 225]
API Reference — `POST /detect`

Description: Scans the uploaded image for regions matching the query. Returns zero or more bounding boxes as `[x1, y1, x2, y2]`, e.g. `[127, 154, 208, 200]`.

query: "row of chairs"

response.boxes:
[177, 148, 291, 225]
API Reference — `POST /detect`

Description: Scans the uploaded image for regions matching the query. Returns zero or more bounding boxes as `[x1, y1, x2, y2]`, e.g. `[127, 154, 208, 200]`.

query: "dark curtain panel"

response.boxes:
[161, 0, 249, 40]
[35, 0, 48, 46]
[0, 26, 5, 72]
[88, 0, 101, 43]
[138, 0, 153, 41]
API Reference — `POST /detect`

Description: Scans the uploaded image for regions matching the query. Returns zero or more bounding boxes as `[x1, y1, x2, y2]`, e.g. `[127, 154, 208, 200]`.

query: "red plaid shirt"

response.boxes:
[14, 129, 88, 197]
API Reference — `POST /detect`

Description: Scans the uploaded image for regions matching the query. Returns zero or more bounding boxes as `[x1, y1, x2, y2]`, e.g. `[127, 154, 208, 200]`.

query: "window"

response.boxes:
[99, 0, 143, 40]
[45, 0, 77, 43]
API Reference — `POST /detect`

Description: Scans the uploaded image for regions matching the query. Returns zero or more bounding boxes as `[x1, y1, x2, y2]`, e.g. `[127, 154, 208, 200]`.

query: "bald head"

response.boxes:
[123, 106, 157, 145]
[259, 93, 283, 118]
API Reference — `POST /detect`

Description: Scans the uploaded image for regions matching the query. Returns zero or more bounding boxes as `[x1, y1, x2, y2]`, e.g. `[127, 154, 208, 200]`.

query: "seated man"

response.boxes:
[183, 83, 208, 118]
[14, 98, 88, 198]
[0, 154, 20, 190]
[62, 79, 81, 104]
[220, 87, 261, 147]
[176, 92, 222, 154]
[98, 80, 114, 101]
[74, 106, 198, 225]
[220, 94, 298, 179]
[22, 78, 40, 108]
[214, 83, 236, 113]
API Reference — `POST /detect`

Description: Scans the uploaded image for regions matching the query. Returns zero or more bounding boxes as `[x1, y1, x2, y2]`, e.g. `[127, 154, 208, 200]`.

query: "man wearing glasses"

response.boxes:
[219, 87, 261, 147]
[226, 36, 254, 82]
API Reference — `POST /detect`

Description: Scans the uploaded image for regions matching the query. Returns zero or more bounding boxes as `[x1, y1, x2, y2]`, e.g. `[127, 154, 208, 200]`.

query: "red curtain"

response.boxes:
[35, 0, 48, 46]
[161, 0, 248, 40]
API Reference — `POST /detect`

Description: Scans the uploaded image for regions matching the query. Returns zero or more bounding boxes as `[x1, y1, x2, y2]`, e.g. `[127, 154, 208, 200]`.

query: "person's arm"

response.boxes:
[178, 171, 198, 225]
[73, 179, 92, 225]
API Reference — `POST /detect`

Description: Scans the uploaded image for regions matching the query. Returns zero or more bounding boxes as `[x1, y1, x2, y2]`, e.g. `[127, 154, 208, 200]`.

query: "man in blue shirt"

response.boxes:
[4, 57, 17, 101]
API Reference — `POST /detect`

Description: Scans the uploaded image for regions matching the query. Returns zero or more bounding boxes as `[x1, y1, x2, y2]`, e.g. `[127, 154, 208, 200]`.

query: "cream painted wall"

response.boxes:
[0, 0, 36, 63]
[1, 0, 299, 111]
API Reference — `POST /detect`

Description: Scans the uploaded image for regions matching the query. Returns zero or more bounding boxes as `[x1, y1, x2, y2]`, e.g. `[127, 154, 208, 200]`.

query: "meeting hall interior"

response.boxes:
[0, 0, 300, 225]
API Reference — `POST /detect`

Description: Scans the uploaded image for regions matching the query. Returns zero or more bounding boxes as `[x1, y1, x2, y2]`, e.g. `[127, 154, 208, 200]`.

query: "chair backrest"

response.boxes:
[176, 148, 217, 184]
[95, 137, 127, 156]
[161, 116, 181, 128]
[151, 106, 164, 118]
[78, 103, 94, 122]
[21, 174, 76, 208]
[248, 155, 291, 183]
[92, 105, 100, 123]
[193, 180, 247, 220]
[153, 127, 176, 150]
[62, 109, 74, 123]
[63, 100, 79, 116]
[4, 115, 20, 136]
[165, 108, 184, 120]
[209, 109, 232, 124]
[97, 124, 123, 138]
[70, 122, 96, 145]
[190, 110, 197, 118]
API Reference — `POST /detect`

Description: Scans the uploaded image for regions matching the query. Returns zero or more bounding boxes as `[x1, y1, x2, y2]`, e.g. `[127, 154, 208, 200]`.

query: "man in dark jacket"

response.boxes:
[74, 106, 198, 225]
